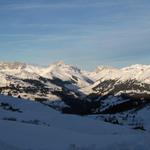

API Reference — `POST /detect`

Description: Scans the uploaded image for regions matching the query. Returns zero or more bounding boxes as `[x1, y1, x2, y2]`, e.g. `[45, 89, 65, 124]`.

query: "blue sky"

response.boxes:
[0, 0, 150, 70]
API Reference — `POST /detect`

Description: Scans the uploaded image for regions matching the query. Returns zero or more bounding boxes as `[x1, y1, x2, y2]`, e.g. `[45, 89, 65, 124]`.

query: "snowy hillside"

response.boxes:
[0, 95, 150, 150]
[89, 64, 150, 83]
[1, 62, 150, 149]
[0, 61, 92, 87]
[0, 62, 150, 127]
[0, 61, 93, 102]
[83, 64, 150, 103]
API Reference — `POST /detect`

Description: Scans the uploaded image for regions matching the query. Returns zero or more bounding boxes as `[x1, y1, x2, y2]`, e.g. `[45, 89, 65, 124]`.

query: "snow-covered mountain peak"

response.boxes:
[45, 61, 73, 73]
[41, 61, 80, 76]
[51, 60, 65, 66]
[88, 65, 119, 81]
[47, 61, 80, 72]
[0, 61, 92, 88]
[39, 61, 92, 88]
[122, 64, 150, 71]
[0, 62, 27, 70]
[94, 64, 150, 74]
[0, 61, 150, 90]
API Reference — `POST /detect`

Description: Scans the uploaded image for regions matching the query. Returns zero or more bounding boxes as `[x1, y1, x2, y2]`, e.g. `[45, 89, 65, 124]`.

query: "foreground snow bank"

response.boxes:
[0, 120, 149, 150]
[0, 95, 149, 150]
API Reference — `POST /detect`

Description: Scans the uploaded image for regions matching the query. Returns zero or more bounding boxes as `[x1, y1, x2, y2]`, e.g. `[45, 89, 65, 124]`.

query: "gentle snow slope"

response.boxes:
[0, 95, 149, 150]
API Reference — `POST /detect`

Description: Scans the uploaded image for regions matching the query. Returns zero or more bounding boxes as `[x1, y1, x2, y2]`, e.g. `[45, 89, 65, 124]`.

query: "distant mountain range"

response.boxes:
[0, 61, 150, 128]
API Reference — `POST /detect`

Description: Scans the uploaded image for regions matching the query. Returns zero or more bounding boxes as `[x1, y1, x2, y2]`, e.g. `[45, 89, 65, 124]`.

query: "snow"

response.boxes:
[80, 64, 150, 95]
[99, 95, 130, 112]
[132, 105, 150, 130]
[0, 61, 92, 89]
[0, 61, 94, 102]
[0, 95, 150, 150]
[0, 62, 150, 149]
[1, 120, 150, 150]
[89, 64, 150, 83]
[1, 61, 150, 97]
[1, 62, 150, 86]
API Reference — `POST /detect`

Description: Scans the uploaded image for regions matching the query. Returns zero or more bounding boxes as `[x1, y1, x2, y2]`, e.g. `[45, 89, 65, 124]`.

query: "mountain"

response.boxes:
[80, 64, 150, 129]
[0, 61, 93, 102]
[0, 61, 150, 127]
[1, 62, 150, 149]
[89, 64, 150, 82]
[85, 64, 150, 108]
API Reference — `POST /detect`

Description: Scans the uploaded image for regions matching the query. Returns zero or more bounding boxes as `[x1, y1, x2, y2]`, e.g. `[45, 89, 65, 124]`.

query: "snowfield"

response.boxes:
[0, 62, 150, 149]
[0, 95, 150, 150]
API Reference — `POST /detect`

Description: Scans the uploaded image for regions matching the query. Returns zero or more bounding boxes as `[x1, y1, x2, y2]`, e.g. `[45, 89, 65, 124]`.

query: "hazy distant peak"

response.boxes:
[0, 61, 26, 70]
[50, 60, 65, 66]
[122, 64, 150, 71]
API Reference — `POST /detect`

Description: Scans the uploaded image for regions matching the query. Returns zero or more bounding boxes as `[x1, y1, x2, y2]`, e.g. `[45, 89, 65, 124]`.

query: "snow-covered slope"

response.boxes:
[1, 62, 150, 98]
[39, 61, 93, 87]
[89, 64, 150, 83]
[0, 61, 93, 102]
[83, 64, 150, 95]
[0, 95, 150, 150]
[1, 62, 150, 117]
[0, 62, 150, 149]
[0, 61, 92, 87]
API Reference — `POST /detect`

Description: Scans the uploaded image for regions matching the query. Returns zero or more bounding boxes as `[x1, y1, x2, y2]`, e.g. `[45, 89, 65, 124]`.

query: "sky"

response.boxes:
[0, 0, 150, 70]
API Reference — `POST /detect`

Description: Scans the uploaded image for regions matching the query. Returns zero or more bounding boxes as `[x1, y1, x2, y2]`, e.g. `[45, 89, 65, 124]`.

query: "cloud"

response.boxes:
[0, 2, 113, 10]
[0, 0, 147, 10]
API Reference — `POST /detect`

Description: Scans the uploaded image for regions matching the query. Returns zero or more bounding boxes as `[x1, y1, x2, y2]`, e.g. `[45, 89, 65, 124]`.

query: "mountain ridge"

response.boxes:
[0, 61, 150, 129]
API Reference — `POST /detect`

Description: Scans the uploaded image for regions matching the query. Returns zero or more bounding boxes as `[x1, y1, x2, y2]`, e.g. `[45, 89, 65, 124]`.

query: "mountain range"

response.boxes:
[0, 61, 150, 129]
